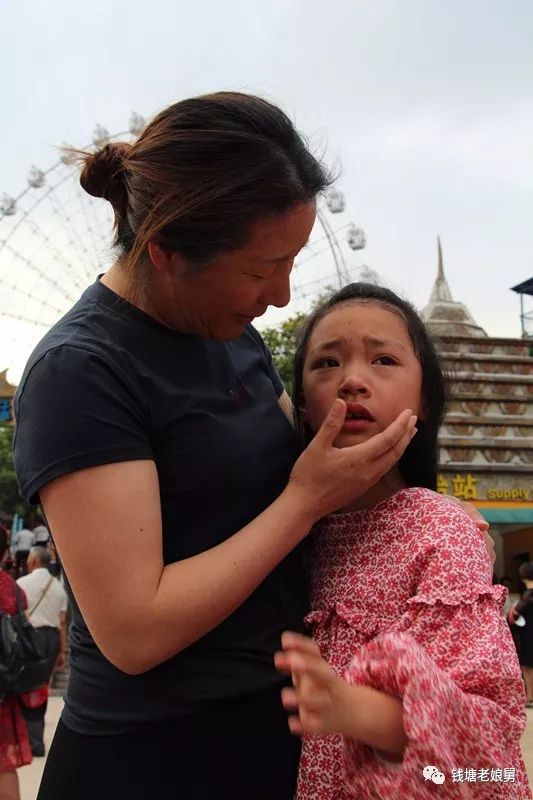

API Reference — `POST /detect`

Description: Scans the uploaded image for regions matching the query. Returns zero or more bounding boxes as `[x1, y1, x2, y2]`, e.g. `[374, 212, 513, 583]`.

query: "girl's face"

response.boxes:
[301, 301, 424, 448]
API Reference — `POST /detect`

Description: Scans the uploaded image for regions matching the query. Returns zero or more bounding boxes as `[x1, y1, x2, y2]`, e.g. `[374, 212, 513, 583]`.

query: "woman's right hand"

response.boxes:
[287, 399, 417, 520]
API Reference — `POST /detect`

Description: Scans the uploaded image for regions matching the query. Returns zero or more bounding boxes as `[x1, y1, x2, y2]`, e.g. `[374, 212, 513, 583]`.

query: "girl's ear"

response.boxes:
[298, 393, 307, 420]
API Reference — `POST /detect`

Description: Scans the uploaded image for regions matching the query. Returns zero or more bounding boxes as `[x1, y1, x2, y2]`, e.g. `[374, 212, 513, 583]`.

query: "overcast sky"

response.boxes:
[1, 0, 532, 378]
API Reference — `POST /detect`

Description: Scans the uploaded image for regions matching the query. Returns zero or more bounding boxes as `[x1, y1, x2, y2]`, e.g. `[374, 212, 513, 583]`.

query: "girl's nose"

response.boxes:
[339, 373, 371, 398]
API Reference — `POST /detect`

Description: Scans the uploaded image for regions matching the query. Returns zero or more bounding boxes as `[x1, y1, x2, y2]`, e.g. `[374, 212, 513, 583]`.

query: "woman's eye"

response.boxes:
[312, 358, 339, 369]
[373, 355, 398, 366]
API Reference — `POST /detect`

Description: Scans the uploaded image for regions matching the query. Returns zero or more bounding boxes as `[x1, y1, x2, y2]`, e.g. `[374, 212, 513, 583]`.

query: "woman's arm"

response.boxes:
[42, 401, 416, 675]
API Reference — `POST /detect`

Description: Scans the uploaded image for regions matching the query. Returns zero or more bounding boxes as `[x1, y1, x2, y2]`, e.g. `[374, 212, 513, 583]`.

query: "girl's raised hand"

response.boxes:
[274, 631, 350, 737]
[287, 399, 417, 521]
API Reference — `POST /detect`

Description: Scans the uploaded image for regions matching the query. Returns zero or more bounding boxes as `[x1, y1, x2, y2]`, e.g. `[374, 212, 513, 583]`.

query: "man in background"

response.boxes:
[11, 524, 34, 578]
[32, 522, 50, 548]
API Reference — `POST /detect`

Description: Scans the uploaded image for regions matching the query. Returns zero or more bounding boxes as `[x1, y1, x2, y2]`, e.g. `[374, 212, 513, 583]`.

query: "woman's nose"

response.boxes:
[262, 265, 292, 309]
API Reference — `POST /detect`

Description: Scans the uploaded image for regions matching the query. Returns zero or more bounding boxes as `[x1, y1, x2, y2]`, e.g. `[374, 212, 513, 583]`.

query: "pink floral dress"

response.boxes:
[299, 488, 531, 799]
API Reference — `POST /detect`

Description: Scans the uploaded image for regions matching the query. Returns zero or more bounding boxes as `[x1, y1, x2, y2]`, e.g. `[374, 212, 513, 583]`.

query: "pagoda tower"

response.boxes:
[421, 240, 533, 584]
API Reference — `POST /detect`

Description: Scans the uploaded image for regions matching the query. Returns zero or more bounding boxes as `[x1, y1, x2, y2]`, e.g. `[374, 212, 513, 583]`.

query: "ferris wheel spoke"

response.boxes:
[0, 280, 64, 322]
[0, 241, 81, 303]
[45, 190, 97, 291]
[1, 197, 89, 293]
[75, 189, 108, 276]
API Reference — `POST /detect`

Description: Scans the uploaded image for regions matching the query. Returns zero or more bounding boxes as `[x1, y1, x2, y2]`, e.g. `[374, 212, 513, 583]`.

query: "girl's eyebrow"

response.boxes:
[363, 335, 409, 353]
[309, 335, 408, 355]
[308, 336, 346, 355]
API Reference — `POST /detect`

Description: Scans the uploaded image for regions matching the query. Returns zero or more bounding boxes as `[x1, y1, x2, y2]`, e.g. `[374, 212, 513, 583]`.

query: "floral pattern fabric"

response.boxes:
[0, 570, 32, 772]
[298, 488, 531, 799]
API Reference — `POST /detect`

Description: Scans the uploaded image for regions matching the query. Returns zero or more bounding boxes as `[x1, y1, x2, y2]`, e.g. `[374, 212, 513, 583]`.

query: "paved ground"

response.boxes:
[19, 699, 533, 799]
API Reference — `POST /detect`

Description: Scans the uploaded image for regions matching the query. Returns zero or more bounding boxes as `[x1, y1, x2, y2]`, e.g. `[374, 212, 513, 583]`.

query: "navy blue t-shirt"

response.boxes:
[13, 279, 307, 734]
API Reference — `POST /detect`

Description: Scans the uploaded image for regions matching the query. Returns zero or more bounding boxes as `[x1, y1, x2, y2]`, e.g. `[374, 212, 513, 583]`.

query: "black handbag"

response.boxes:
[0, 584, 49, 696]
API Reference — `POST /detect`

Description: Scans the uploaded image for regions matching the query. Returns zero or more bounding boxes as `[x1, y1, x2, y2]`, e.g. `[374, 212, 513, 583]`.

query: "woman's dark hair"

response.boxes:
[73, 92, 332, 277]
[292, 282, 447, 490]
[519, 562, 533, 580]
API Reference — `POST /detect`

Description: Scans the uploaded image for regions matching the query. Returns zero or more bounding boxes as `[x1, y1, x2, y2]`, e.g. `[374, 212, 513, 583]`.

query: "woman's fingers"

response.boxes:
[355, 410, 417, 464]
[312, 399, 347, 449]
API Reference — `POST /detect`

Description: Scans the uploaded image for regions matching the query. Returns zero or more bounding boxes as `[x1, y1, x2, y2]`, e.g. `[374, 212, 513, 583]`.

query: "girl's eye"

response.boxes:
[312, 357, 339, 369]
[373, 355, 398, 366]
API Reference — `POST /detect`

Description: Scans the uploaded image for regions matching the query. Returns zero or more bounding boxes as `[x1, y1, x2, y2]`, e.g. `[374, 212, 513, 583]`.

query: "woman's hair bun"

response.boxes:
[79, 142, 132, 202]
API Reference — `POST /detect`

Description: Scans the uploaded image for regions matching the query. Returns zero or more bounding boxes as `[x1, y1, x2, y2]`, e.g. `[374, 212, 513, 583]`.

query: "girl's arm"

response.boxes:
[276, 500, 531, 798]
[275, 633, 407, 756]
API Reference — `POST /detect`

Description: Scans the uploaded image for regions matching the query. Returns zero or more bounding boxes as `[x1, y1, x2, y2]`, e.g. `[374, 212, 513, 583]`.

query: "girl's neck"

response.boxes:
[524, 580, 533, 590]
[340, 467, 408, 513]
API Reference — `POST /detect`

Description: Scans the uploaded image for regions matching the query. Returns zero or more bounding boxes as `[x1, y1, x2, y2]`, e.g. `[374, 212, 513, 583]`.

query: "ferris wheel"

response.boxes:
[0, 112, 366, 382]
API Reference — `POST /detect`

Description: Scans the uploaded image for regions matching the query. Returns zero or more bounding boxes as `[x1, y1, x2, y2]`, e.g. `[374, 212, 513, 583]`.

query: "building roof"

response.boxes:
[421, 238, 488, 338]
[510, 277, 533, 296]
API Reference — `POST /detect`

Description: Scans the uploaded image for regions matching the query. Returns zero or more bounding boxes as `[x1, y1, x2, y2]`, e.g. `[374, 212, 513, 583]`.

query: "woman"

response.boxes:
[13, 92, 485, 799]
[0, 528, 32, 800]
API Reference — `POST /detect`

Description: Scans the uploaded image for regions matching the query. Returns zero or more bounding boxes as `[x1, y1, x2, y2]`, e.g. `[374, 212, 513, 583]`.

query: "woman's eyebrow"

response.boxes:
[262, 239, 311, 262]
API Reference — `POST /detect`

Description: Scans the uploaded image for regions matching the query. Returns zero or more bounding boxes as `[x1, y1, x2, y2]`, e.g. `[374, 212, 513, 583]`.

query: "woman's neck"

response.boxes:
[100, 262, 131, 299]
[339, 467, 408, 513]
[100, 263, 169, 328]
[524, 580, 533, 590]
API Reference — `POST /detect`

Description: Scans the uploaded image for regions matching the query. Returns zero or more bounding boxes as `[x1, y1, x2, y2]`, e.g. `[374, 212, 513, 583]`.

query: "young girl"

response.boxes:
[275, 283, 531, 798]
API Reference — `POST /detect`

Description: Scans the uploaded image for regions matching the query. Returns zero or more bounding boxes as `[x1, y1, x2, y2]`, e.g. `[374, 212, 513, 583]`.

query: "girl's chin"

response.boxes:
[333, 429, 375, 448]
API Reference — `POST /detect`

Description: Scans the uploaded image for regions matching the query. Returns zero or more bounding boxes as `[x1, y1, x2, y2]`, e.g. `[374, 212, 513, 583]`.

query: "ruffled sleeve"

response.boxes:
[341, 500, 530, 798]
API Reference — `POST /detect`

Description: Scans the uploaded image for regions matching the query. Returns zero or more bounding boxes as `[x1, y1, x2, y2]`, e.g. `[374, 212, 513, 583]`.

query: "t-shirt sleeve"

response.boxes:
[14, 345, 154, 505]
[248, 326, 285, 398]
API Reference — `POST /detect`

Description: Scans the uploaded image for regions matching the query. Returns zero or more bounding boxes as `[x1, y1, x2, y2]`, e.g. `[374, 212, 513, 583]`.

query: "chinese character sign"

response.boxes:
[452, 473, 478, 500]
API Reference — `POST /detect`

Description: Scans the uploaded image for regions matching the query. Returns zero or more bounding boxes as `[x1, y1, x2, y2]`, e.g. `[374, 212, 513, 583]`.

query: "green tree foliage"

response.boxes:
[261, 313, 306, 397]
[0, 425, 29, 518]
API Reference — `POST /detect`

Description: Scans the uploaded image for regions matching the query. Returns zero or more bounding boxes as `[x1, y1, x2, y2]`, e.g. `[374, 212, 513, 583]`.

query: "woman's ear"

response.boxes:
[147, 241, 187, 276]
